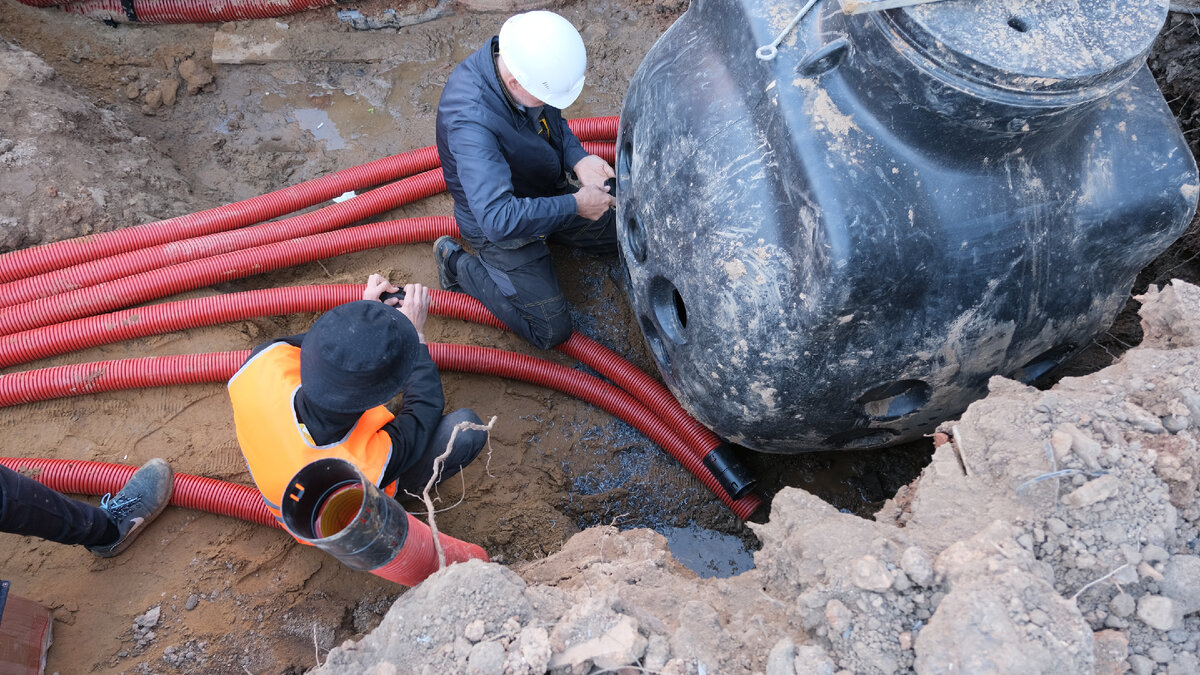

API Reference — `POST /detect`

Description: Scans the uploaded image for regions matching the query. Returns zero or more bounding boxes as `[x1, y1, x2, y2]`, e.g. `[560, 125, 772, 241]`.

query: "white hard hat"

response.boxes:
[498, 11, 587, 110]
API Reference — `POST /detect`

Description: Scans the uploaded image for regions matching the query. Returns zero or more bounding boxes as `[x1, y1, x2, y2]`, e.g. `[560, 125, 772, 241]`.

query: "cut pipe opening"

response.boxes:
[857, 379, 931, 420]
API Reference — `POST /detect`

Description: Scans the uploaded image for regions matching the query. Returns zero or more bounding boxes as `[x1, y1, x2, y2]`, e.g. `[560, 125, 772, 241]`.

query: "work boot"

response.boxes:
[433, 235, 464, 292]
[87, 458, 174, 558]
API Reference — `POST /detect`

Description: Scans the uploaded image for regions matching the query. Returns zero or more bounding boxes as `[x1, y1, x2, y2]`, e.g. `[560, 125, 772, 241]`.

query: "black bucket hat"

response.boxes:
[300, 300, 420, 413]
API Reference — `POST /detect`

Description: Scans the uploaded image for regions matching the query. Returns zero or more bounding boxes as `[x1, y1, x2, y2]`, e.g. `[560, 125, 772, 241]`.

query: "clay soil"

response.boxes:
[1, 2, 1199, 674]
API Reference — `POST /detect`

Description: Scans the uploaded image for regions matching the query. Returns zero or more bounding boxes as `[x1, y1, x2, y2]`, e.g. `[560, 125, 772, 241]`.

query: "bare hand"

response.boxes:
[574, 154, 616, 189]
[574, 184, 616, 221]
[364, 273, 401, 305]
[399, 283, 430, 343]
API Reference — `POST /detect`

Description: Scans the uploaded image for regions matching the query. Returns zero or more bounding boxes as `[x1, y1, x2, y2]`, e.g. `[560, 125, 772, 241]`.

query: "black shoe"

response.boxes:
[87, 458, 174, 558]
[433, 235, 464, 292]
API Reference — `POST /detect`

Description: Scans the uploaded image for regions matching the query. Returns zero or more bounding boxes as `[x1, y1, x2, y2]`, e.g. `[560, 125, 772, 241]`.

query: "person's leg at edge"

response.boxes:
[0, 459, 173, 557]
[391, 409, 488, 495]
[1, 463, 117, 547]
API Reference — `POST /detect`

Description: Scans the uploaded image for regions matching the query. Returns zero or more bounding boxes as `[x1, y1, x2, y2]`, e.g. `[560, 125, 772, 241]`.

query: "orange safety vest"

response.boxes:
[227, 343, 398, 528]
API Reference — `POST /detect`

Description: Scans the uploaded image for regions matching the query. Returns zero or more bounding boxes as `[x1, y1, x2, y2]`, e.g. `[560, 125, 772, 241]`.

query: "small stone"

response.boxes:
[850, 555, 894, 592]
[1137, 595, 1181, 632]
[824, 599, 853, 634]
[1143, 545, 1169, 563]
[124, 82, 140, 99]
[178, 59, 213, 95]
[464, 619, 486, 642]
[642, 635, 669, 672]
[1045, 518, 1069, 535]
[1162, 414, 1190, 434]
[1170, 653, 1200, 675]
[1150, 643, 1175, 663]
[1050, 429, 1073, 463]
[1093, 630, 1129, 675]
[466, 640, 505, 675]
[1130, 654, 1155, 675]
[1062, 475, 1120, 507]
[1063, 424, 1103, 470]
[159, 78, 180, 107]
[901, 547, 934, 587]
[766, 638, 797, 675]
[1139, 562, 1165, 581]
[185, 595, 200, 611]
[795, 645, 837, 675]
[1161, 556, 1200, 614]
[1109, 593, 1136, 618]
[134, 605, 161, 629]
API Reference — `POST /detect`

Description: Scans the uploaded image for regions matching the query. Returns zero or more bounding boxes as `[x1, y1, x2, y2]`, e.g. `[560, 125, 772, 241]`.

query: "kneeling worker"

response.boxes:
[227, 275, 488, 530]
[434, 10, 618, 349]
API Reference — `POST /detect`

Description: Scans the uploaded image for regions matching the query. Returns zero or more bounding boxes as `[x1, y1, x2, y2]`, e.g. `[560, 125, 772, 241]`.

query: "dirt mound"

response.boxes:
[0, 38, 192, 253]
[320, 280, 1200, 674]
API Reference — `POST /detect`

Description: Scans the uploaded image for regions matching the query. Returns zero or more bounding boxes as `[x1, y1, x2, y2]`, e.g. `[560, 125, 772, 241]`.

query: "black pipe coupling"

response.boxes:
[703, 444, 757, 501]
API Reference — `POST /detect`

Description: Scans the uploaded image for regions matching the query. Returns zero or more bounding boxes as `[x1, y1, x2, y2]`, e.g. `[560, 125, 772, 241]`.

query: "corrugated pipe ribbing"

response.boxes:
[0, 457, 486, 586]
[0, 346, 761, 519]
[0, 118, 614, 282]
[0, 141, 613, 308]
[0, 282, 754, 513]
[0, 216, 457, 337]
[57, 0, 339, 22]
[0, 146, 437, 283]
[0, 457, 278, 528]
[0, 171, 446, 308]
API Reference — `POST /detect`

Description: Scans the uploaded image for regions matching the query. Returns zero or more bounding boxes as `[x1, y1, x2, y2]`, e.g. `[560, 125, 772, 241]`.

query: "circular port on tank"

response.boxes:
[650, 276, 687, 344]
[640, 316, 670, 369]
[1012, 343, 1076, 385]
[856, 379, 932, 420]
[624, 213, 648, 263]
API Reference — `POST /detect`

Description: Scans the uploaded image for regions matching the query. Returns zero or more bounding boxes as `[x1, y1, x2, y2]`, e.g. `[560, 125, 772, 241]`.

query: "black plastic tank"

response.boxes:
[616, 0, 1200, 452]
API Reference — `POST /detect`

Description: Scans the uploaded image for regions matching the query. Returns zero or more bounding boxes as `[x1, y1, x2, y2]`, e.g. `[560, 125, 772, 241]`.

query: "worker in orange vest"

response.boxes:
[228, 274, 487, 528]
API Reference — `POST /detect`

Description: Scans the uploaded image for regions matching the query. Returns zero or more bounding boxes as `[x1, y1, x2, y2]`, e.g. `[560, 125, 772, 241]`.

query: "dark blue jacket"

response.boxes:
[436, 37, 590, 244]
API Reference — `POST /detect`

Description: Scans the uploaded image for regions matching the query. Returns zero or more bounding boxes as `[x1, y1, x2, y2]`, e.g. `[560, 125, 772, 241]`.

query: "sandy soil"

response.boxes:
[0, 2, 1198, 674]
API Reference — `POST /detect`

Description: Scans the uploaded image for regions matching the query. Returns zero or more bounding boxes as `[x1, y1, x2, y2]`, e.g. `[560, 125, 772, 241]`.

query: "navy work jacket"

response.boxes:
[435, 37, 590, 244]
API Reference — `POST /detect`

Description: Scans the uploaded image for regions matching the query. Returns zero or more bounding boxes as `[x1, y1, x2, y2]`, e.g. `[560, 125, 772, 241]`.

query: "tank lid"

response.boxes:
[879, 0, 1167, 101]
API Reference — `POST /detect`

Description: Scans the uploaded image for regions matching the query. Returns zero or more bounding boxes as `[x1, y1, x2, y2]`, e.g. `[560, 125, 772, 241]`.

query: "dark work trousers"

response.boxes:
[390, 408, 489, 498]
[0, 464, 112, 547]
[454, 209, 618, 349]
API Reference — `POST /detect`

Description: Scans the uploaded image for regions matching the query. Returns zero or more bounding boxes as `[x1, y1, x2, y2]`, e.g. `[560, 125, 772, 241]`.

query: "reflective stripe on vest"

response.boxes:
[227, 343, 397, 525]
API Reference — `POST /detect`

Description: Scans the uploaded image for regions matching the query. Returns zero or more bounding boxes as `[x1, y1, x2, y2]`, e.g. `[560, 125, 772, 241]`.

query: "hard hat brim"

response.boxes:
[541, 76, 585, 110]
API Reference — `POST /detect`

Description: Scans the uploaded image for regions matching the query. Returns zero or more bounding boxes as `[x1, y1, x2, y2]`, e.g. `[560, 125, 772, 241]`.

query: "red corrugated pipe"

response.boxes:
[0, 170, 446, 308]
[0, 457, 278, 527]
[0, 282, 752, 505]
[0, 146, 437, 283]
[0, 347, 761, 519]
[0, 141, 612, 308]
[0, 216, 457, 337]
[57, 0, 338, 22]
[0, 141, 613, 308]
[0, 457, 487, 586]
[0, 117, 614, 282]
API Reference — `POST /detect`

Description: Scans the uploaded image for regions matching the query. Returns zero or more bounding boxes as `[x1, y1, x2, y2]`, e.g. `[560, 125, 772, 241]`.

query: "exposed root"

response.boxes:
[423, 416, 498, 569]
